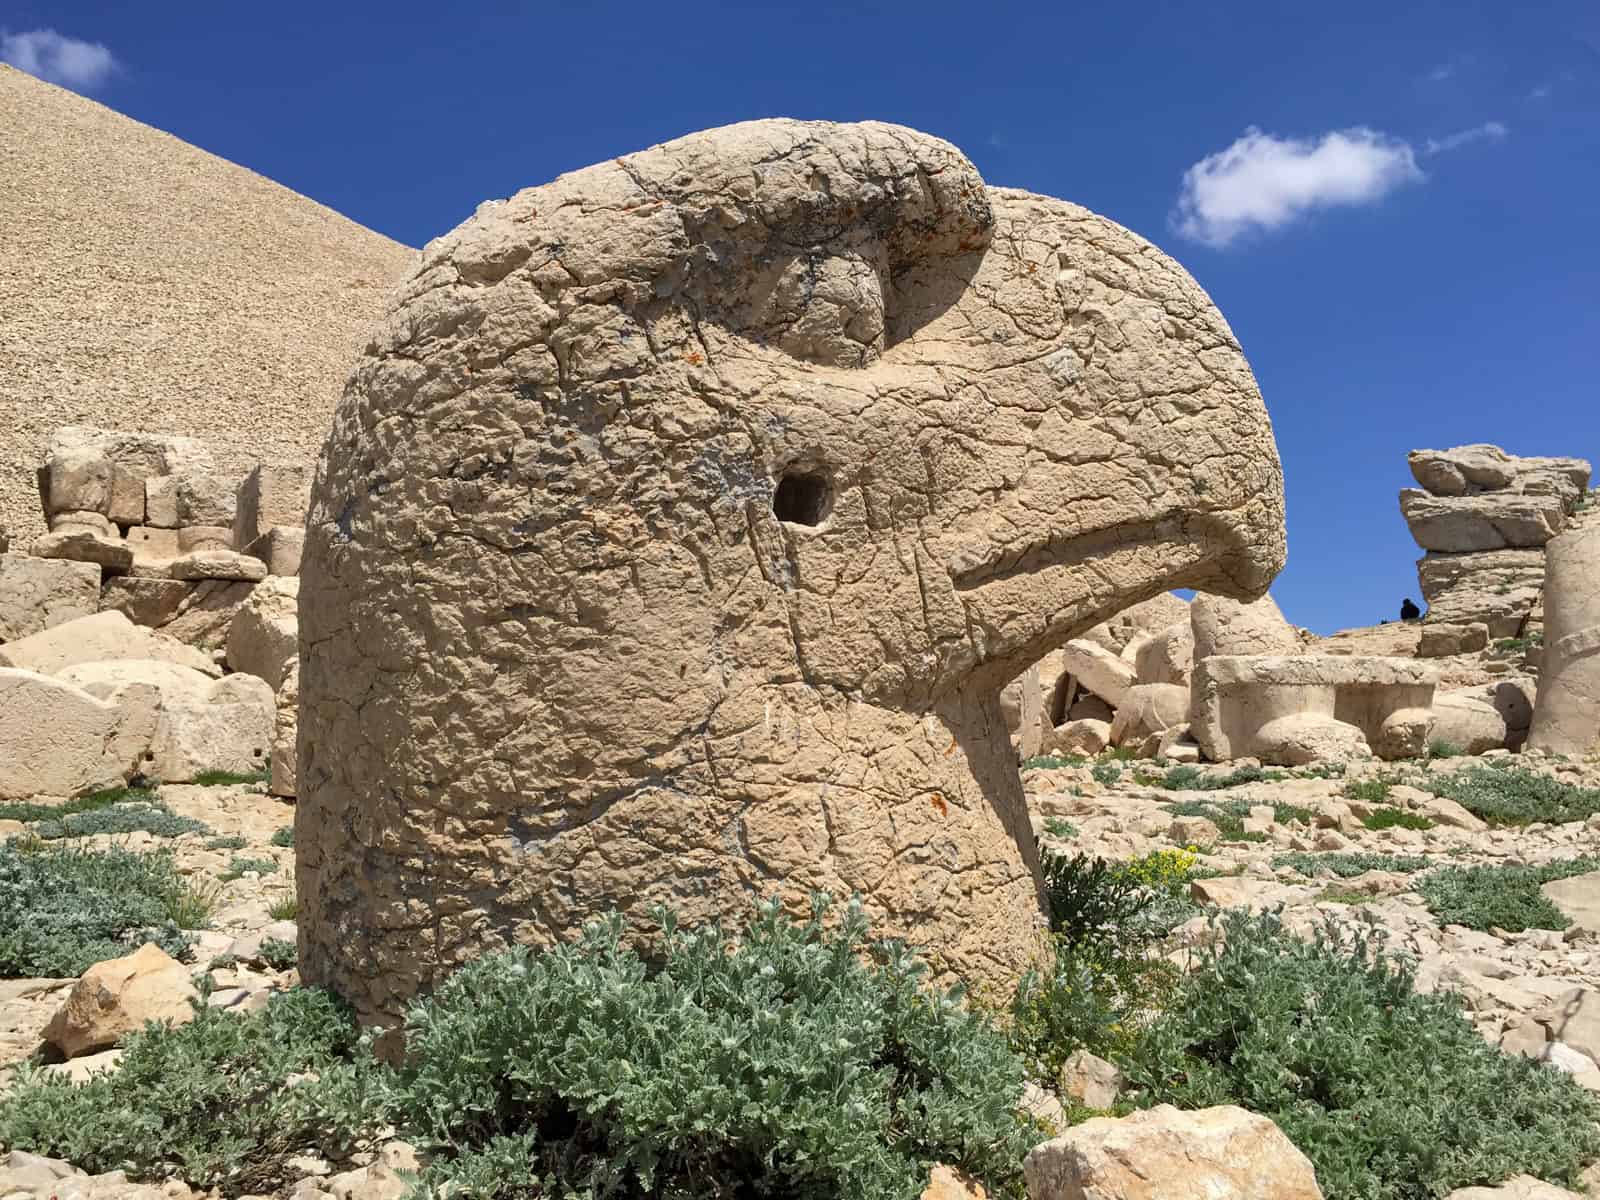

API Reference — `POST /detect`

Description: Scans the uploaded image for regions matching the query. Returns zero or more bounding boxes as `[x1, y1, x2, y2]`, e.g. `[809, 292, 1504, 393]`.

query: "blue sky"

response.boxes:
[7, 1, 1597, 634]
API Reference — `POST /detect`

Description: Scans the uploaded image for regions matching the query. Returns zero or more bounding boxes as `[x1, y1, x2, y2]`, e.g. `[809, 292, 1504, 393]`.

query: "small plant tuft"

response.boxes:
[1416, 856, 1600, 933]
[1362, 806, 1435, 832]
[269, 825, 295, 849]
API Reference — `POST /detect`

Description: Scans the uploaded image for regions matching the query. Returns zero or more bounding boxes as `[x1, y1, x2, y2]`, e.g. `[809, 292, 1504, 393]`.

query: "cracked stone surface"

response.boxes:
[297, 118, 1286, 1024]
[1530, 513, 1600, 756]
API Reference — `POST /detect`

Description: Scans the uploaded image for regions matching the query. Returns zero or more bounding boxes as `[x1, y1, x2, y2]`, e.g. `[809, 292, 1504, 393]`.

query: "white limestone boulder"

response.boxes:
[226, 575, 298, 690]
[1024, 1104, 1323, 1199]
[0, 668, 158, 799]
[0, 610, 217, 676]
[0, 554, 100, 642]
[59, 659, 272, 782]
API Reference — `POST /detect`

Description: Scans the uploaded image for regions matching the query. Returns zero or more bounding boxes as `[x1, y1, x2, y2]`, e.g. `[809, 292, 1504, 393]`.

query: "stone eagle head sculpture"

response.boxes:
[298, 119, 1285, 1024]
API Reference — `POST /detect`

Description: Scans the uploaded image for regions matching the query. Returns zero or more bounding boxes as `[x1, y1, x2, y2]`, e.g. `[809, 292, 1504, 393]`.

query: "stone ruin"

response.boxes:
[296, 118, 1288, 1024]
[0, 427, 309, 800]
[1403, 443, 1591, 655]
[1528, 514, 1600, 756]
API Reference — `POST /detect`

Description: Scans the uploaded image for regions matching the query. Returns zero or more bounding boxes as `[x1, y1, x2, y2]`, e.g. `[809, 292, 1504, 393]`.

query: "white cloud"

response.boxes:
[0, 28, 118, 90]
[1172, 126, 1424, 248]
[1423, 121, 1509, 155]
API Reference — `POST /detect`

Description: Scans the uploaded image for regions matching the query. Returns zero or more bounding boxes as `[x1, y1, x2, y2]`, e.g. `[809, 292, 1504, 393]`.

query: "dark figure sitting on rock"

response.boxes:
[1401, 598, 1422, 621]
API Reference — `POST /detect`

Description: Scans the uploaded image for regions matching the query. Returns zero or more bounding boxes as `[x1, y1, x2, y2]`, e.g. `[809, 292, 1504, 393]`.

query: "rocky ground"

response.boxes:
[3, 750, 1600, 1199]
[1025, 750, 1600, 1086]
[0, 780, 297, 1082]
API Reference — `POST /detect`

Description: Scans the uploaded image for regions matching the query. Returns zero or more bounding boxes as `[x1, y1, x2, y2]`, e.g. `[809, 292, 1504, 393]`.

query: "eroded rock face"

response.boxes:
[1528, 519, 1600, 755]
[298, 119, 1285, 1023]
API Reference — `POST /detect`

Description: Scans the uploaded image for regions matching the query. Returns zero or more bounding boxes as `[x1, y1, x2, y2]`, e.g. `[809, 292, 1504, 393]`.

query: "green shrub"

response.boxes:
[1011, 850, 1193, 1078]
[1022, 754, 1086, 771]
[1416, 857, 1600, 932]
[0, 843, 204, 976]
[0, 785, 142, 824]
[220, 856, 277, 882]
[267, 892, 298, 921]
[1429, 740, 1465, 759]
[1041, 817, 1079, 839]
[256, 938, 297, 972]
[31, 799, 210, 841]
[1270, 801, 1316, 826]
[1157, 765, 1269, 792]
[1424, 765, 1600, 827]
[377, 897, 1040, 1199]
[1343, 775, 1393, 803]
[269, 825, 295, 849]
[190, 769, 271, 787]
[0, 987, 367, 1194]
[1362, 807, 1435, 832]
[1165, 799, 1267, 844]
[1090, 761, 1122, 786]
[1273, 852, 1430, 878]
[205, 836, 249, 852]
[1121, 911, 1600, 1200]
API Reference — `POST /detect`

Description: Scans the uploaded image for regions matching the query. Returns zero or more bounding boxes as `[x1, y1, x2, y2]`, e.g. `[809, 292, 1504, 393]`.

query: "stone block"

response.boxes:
[1191, 592, 1300, 660]
[178, 524, 232, 552]
[0, 609, 217, 676]
[1401, 488, 1567, 553]
[158, 579, 256, 650]
[29, 529, 133, 572]
[45, 448, 111, 517]
[0, 554, 100, 642]
[62, 660, 273, 782]
[226, 576, 298, 689]
[124, 525, 180, 561]
[233, 463, 310, 549]
[270, 658, 299, 797]
[0, 669, 158, 799]
[171, 550, 268, 582]
[1191, 655, 1437, 765]
[99, 576, 193, 627]
[145, 475, 179, 528]
[1417, 622, 1489, 657]
[43, 943, 197, 1059]
[175, 473, 238, 527]
[245, 525, 305, 576]
[1058, 639, 1137, 709]
[108, 465, 146, 526]
[48, 509, 116, 536]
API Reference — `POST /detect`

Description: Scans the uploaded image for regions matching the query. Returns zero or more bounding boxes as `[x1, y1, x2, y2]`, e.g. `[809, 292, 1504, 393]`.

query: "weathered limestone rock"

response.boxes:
[271, 656, 299, 797]
[1058, 1050, 1121, 1111]
[145, 476, 179, 528]
[1191, 592, 1300, 662]
[1058, 639, 1138, 710]
[1528, 520, 1600, 755]
[0, 669, 158, 799]
[226, 575, 299, 690]
[246, 525, 306, 576]
[298, 119, 1286, 1025]
[1023, 1104, 1323, 1200]
[1109, 682, 1189, 753]
[1000, 663, 1044, 760]
[170, 549, 268, 582]
[99, 577, 192, 627]
[29, 528, 133, 572]
[174, 473, 238, 529]
[1542, 873, 1600, 937]
[234, 463, 310, 550]
[123, 525, 179, 562]
[922, 1165, 988, 1200]
[42, 943, 197, 1059]
[1443, 1178, 1585, 1200]
[1430, 678, 1535, 754]
[59, 660, 274, 782]
[0, 610, 216, 676]
[1409, 445, 1590, 506]
[0, 521, 8, 553]
[1134, 620, 1193, 686]
[1192, 655, 1436, 764]
[1044, 718, 1110, 757]
[1417, 621, 1489, 658]
[0, 554, 100, 641]
[158, 579, 256, 650]
[1081, 593, 1192, 654]
[176, 525, 232, 553]
[1401, 490, 1568, 553]
[1417, 548, 1545, 639]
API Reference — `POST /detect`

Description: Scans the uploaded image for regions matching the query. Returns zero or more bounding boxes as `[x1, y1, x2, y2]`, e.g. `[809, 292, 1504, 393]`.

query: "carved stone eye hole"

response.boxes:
[773, 467, 833, 527]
